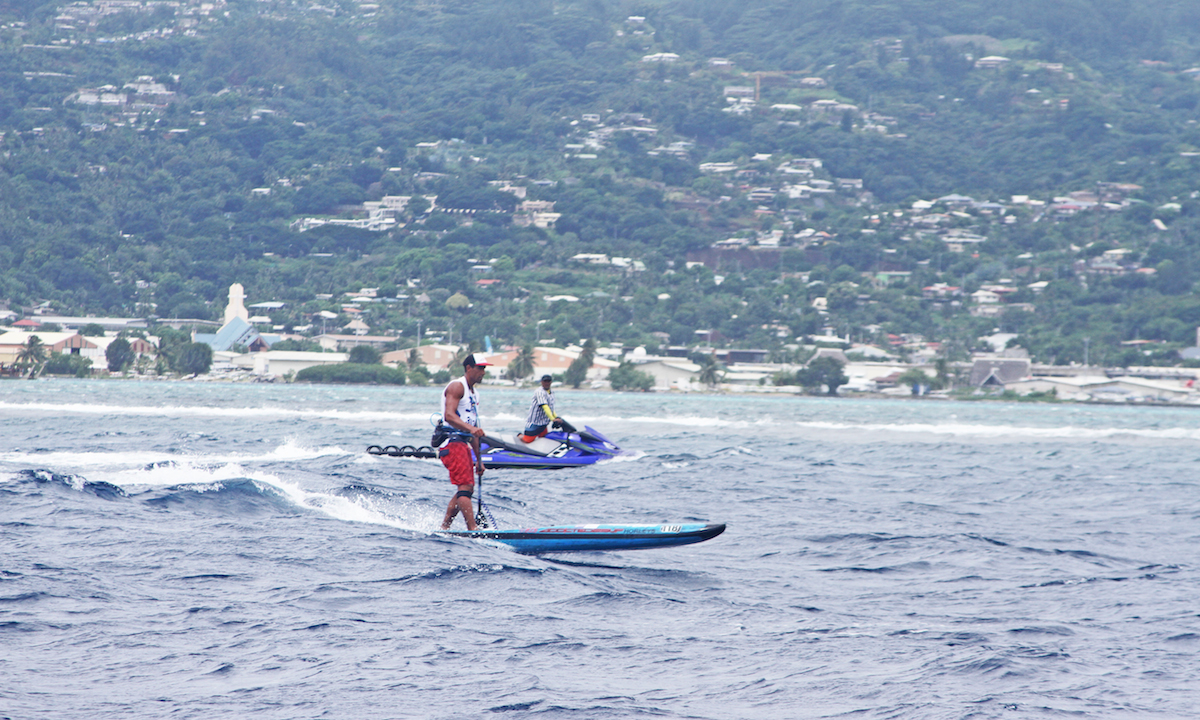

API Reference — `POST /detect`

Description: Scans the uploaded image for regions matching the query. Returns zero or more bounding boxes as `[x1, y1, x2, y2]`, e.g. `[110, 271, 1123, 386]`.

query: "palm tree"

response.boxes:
[16, 335, 48, 377]
[564, 338, 596, 388]
[934, 357, 952, 390]
[697, 354, 722, 388]
[508, 344, 535, 381]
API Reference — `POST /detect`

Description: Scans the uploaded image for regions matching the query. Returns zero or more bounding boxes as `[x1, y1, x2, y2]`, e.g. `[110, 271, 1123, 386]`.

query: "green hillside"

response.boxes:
[4, 0, 1200, 365]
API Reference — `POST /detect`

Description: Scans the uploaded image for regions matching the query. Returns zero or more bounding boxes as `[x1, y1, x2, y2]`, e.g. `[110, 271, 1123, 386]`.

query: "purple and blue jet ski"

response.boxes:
[367, 425, 622, 470]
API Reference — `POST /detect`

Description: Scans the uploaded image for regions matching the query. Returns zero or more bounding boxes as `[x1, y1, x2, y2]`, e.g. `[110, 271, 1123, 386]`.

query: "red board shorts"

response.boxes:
[439, 442, 475, 486]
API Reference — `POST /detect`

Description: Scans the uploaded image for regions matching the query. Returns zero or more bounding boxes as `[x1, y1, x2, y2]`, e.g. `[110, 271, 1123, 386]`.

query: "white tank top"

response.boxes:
[445, 377, 480, 427]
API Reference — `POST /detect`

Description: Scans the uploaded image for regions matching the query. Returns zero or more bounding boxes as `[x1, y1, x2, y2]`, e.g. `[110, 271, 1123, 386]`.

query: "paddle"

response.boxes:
[474, 471, 496, 529]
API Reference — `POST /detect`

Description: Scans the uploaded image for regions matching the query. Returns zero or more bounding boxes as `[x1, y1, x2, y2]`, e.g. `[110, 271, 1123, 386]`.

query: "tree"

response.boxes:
[348, 345, 381, 364]
[796, 356, 848, 395]
[697, 354, 722, 388]
[271, 338, 323, 352]
[407, 347, 423, 370]
[16, 336, 48, 376]
[897, 368, 933, 395]
[608, 361, 654, 391]
[79, 323, 106, 337]
[42, 353, 92, 377]
[176, 342, 213, 376]
[508, 344, 535, 381]
[153, 327, 193, 371]
[106, 337, 135, 372]
[564, 338, 596, 388]
[934, 358, 953, 390]
[406, 195, 431, 218]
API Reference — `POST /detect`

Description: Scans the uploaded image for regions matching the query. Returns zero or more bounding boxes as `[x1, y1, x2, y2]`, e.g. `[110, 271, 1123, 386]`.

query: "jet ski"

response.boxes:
[477, 425, 621, 469]
[366, 424, 623, 470]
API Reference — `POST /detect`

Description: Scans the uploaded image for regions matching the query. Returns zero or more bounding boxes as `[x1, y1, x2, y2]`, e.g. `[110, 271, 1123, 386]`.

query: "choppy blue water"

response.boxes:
[3, 380, 1200, 719]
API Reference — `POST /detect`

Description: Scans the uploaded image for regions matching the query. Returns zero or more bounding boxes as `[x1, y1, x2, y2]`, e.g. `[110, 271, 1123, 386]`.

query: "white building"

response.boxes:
[629, 358, 701, 390]
[232, 351, 349, 378]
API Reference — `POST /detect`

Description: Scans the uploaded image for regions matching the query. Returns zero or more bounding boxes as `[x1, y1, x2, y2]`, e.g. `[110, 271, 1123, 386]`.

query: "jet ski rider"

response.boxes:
[520, 374, 562, 443]
[439, 353, 490, 531]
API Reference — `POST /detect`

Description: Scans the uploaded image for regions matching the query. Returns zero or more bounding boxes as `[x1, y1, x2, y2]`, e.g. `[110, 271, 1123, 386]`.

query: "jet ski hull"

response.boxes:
[478, 426, 621, 469]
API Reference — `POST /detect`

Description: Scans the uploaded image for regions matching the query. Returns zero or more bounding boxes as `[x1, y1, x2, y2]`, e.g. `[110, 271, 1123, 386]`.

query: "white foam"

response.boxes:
[603, 450, 647, 463]
[0, 438, 350, 472]
[75, 459, 444, 533]
[0, 401, 431, 424]
[787, 420, 1200, 441]
[549, 414, 1200, 442]
[259, 472, 443, 532]
[603, 414, 748, 428]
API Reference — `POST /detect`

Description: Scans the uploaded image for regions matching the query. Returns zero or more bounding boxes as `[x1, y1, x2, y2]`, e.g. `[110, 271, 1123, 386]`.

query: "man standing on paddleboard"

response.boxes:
[439, 353, 489, 530]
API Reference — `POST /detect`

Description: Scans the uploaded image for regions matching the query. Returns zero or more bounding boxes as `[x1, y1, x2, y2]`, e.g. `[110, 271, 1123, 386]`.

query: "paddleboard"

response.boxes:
[439, 522, 725, 553]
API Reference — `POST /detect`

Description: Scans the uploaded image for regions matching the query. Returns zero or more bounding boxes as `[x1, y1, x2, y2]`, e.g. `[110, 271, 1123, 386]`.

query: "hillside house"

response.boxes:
[627, 357, 701, 390]
[87, 336, 157, 366]
[969, 358, 1031, 389]
[532, 346, 617, 380]
[380, 343, 462, 372]
[975, 56, 1010, 69]
[699, 162, 739, 173]
[717, 348, 770, 364]
[1005, 375, 1195, 403]
[29, 315, 147, 332]
[232, 351, 348, 379]
[314, 333, 393, 351]
[0, 330, 96, 365]
[943, 234, 987, 253]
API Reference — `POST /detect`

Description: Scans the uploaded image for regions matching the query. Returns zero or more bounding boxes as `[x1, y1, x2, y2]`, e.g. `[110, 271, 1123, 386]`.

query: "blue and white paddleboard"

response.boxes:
[440, 522, 725, 553]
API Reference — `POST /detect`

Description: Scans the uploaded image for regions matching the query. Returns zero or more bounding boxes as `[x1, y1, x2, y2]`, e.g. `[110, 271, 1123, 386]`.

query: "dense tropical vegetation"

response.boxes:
[4, 1, 1200, 366]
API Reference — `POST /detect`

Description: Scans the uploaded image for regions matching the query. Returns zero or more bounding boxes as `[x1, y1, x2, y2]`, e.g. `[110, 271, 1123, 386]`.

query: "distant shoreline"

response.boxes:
[15, 373, 1199, 408]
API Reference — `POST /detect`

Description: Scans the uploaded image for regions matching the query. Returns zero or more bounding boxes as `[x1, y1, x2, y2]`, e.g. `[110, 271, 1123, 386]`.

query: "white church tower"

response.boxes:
[224, 283, 249, 325]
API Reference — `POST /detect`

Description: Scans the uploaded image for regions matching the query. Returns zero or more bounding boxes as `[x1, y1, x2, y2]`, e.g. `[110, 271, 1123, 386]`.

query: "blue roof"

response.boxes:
[195, 317, 262, 352]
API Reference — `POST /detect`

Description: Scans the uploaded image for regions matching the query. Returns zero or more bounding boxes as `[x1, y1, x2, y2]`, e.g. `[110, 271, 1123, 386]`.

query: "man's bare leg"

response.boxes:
[442, 485, 476, 530]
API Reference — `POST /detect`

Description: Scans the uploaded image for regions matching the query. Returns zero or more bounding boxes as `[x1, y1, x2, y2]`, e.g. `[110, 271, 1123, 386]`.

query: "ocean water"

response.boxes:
[3, 380, 1200, 719]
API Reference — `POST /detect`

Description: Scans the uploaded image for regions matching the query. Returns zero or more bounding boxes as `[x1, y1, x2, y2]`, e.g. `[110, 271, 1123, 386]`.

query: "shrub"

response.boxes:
[176, 342, 213, 375]
[42, 353, 93, 377]
[106, 337, 135, 371]
[608, 361, 654, 391]
[348, 345, 382, 364]
[295, 363, 407, 384]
